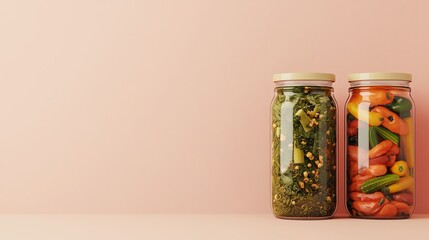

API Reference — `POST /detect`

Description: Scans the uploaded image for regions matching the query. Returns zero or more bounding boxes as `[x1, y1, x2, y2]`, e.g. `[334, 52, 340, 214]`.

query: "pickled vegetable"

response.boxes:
[272, 86, 336, 218]
[385, 176, 414, 194]
[360, 174, 399, 194]
[349, 90, 394, 106]
[347, 102, 383, 126]
[390, 161, 409, 177]
[374, 126, 399, 145]
[387, 96, 412, 114]
[371, 106, 409, 135]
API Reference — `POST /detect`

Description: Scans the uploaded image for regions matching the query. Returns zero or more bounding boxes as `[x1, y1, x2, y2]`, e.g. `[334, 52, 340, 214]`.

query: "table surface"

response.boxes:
[0, 214, 428, 240]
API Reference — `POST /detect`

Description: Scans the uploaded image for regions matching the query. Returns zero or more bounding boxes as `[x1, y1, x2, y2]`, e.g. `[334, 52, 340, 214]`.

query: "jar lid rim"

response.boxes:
[348, 72, 412, 82]
[273, 72, 335, 82]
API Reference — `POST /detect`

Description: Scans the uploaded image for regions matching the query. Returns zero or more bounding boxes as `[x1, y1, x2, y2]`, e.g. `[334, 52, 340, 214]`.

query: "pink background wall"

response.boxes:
[0, 0, 428, 214]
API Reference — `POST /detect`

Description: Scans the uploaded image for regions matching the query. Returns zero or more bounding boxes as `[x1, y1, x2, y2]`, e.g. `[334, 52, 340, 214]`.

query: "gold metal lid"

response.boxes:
[348, 72, 412, 82]
[273, 72, 335, 82]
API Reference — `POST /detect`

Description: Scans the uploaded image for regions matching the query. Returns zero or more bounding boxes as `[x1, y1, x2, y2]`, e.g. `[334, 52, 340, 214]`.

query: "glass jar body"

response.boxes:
[345, 86, 415, 218]
[271, 86, 338, 219]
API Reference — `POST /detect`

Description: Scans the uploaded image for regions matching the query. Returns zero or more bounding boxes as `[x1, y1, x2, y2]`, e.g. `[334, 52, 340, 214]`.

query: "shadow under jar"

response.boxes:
[345, 72, 415, 219]
[271, 73, 338, 219]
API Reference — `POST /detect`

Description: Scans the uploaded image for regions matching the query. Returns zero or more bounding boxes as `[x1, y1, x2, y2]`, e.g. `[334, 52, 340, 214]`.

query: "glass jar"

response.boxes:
[345, 72, 415, 219]
[271, 73, 338, 219]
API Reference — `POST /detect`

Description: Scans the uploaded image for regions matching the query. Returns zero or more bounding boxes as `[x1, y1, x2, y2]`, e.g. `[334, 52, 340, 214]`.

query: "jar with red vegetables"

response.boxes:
[345, 72, 415, 219]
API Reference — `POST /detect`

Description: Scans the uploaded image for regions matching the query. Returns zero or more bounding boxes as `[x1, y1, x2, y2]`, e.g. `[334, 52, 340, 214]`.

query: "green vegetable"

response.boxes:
[369, 126, 379, 149]
[295, 109, 312, 132]
[387, 96, 412, 114]
[374, 126, 399, 145]
[360, 174, 400, 194]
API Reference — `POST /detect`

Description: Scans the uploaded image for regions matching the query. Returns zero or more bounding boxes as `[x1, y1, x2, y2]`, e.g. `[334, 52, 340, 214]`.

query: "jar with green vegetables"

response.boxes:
[345, 72, 415, 218]
[271, 73, 338, 219]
